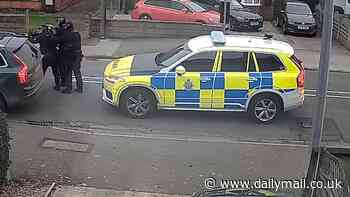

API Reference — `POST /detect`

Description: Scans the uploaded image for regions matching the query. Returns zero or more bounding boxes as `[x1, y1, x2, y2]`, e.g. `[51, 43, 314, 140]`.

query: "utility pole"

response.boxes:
[102, 0, 107, 39]
[304, 0, 334, 196]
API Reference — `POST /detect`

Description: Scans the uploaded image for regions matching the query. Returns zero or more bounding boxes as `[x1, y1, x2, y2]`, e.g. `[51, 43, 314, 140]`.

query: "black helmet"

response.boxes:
[64, 21, 74, 32]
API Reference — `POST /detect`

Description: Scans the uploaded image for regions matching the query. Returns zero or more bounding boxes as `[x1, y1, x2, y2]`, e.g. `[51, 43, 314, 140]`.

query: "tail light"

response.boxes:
[291, 55, 304, 88]
[13, 54, 29, 86]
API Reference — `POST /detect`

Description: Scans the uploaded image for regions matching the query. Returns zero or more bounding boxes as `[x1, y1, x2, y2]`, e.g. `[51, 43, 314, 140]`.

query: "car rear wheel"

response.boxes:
[139, 14, 152, 20]
[120, 88, 156, 119]
[248, 94, 281, 124]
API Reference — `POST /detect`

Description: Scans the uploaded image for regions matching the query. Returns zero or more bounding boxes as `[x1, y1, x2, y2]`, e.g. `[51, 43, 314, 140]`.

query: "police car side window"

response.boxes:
[221, 52, 247, 72]
[247, 53, 256, 72]
[181, 51, 216, 72]
[255, 53, 285, 72]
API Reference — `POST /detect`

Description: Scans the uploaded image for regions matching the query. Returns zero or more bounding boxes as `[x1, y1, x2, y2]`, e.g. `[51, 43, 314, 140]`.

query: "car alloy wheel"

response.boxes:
[254, 98, 278, 122]
[121, 88, 156, 119]
[140, 15, 151, 20]
[127, 93, 151, 117]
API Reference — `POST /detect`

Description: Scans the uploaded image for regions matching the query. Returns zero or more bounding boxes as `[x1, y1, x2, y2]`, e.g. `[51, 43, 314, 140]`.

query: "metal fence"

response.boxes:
[316, 149, 349, 197]
[333, 14, 350, 50]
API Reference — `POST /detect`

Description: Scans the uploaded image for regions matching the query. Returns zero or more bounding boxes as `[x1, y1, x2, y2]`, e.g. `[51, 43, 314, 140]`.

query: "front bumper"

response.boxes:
[230, 18, 263, 31]
[287, 23, 317, 35]
[102, 88, 115, 106]
[283, 88, 304, 111]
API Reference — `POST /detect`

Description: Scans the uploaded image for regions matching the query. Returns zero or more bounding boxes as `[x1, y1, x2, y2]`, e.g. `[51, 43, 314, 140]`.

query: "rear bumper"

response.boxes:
[230, 18, 263, 32]
[6, 77, 44, 109]
[283, 88, 304, 111]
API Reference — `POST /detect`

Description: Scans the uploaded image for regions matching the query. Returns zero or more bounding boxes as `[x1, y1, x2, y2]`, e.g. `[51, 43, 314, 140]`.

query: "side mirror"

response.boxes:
[175, 65, 186, 76]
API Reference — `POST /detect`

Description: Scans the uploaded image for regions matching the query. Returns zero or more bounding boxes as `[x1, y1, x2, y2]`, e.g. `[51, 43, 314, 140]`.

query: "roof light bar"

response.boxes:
[210, 31, 225, 44]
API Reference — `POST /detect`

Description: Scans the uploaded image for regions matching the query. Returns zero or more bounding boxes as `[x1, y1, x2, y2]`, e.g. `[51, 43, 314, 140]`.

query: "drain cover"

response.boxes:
[290, 117, 343, 142]
[41, 138, 91, 153]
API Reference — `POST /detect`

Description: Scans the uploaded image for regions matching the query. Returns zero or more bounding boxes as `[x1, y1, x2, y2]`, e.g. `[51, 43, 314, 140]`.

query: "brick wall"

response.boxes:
[0, 13, 25, 33]
[89, 17, 223, 39]
[0, 0, 80, 11]
[54, 0, 80, 11]
[0, 0, 41, 10]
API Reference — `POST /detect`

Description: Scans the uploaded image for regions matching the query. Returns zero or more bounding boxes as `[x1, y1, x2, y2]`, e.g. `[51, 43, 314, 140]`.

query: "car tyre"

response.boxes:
[120, 88, 156, 119]
[139, 14, 152, 20]
[248, 94, 281, 124]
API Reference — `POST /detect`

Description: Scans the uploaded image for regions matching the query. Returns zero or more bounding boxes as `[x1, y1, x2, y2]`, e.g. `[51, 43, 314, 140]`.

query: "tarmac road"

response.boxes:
[6, 58, 350, 194]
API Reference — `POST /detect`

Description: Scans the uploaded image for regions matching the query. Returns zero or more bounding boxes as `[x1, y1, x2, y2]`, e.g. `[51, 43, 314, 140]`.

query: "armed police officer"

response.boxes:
[60, 21, 83, 94]
[31, 25, 61, 90]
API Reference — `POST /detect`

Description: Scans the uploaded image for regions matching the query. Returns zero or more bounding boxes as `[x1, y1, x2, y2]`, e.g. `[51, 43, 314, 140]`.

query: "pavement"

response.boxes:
[82, 22, 350, 72]
[53, 187, 189, 197]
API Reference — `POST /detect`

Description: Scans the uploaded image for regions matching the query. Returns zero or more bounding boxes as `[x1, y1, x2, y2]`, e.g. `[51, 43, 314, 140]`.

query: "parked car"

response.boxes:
[191, 0, 221, 11]
[0, 35, 44, 112]
[131, 0, 221, 24]
[229, 0, 263, 31]
[274, 1, 317, 36]
[102, 31, 304, 123]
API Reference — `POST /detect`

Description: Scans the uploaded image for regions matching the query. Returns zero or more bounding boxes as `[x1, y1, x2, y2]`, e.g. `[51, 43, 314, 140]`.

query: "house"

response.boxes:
[0, 0, 80, 12]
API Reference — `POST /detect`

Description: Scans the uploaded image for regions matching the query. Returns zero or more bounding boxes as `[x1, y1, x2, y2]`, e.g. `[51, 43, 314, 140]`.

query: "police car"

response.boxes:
[103, 31, 304, 123]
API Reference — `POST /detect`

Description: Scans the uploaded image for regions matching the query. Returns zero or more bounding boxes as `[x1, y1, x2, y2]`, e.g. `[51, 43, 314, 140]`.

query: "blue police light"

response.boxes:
[210, 31, 225, 44]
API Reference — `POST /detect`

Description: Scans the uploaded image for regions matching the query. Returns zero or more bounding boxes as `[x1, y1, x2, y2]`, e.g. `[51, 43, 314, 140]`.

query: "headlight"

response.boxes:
[236, 16, 247, 22]
[104, 75, 125, 83]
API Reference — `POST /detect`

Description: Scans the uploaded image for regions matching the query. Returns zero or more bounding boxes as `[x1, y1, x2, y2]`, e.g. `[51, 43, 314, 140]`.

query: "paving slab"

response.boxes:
[54, 187, 189, 197]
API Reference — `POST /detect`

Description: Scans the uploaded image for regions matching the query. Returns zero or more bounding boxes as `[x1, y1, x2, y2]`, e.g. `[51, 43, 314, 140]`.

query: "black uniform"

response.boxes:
[56, 23, 67, 87]
[60, 30, 83, 93]
[34, 30, 61, 89]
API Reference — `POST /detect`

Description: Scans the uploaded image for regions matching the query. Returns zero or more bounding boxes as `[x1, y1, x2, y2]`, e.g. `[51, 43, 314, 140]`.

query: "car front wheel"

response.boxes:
[248, 94, 281, 124]
[120, 88, 156, 119]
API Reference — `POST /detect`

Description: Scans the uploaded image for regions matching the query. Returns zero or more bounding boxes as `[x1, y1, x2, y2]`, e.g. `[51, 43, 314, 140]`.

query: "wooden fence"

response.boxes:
[333, 14, 350, 50]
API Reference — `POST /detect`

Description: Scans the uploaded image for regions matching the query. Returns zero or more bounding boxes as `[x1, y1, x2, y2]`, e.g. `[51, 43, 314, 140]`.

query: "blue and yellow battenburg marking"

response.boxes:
[149, 70, 295, 110]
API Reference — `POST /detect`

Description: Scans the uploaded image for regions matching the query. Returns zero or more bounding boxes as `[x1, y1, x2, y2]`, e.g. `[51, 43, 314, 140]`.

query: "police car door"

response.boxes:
[214, 51, 250, 110]
[174, 50, 218, 109]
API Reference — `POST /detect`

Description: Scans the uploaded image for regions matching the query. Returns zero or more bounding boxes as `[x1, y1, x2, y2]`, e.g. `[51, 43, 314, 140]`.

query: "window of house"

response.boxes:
[255, 53, 285, 72]
[241, 0, 261, 6]
[221, 51, 247, 72]
[180, 51, 216, 72]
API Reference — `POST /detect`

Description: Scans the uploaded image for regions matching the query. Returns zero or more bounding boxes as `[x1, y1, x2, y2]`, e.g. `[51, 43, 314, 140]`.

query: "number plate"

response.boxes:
[298, 25, 309, 30]
[250, 22, 259, 26]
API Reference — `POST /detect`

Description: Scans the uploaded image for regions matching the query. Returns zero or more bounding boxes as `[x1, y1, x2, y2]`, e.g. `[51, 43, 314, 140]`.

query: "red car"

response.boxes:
[131, 0, 220, 25]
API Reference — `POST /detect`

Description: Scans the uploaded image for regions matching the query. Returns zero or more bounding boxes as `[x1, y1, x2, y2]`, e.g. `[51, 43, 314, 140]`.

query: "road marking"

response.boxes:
[48, 127, 309, 148]
[42, 138, 90, 152]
